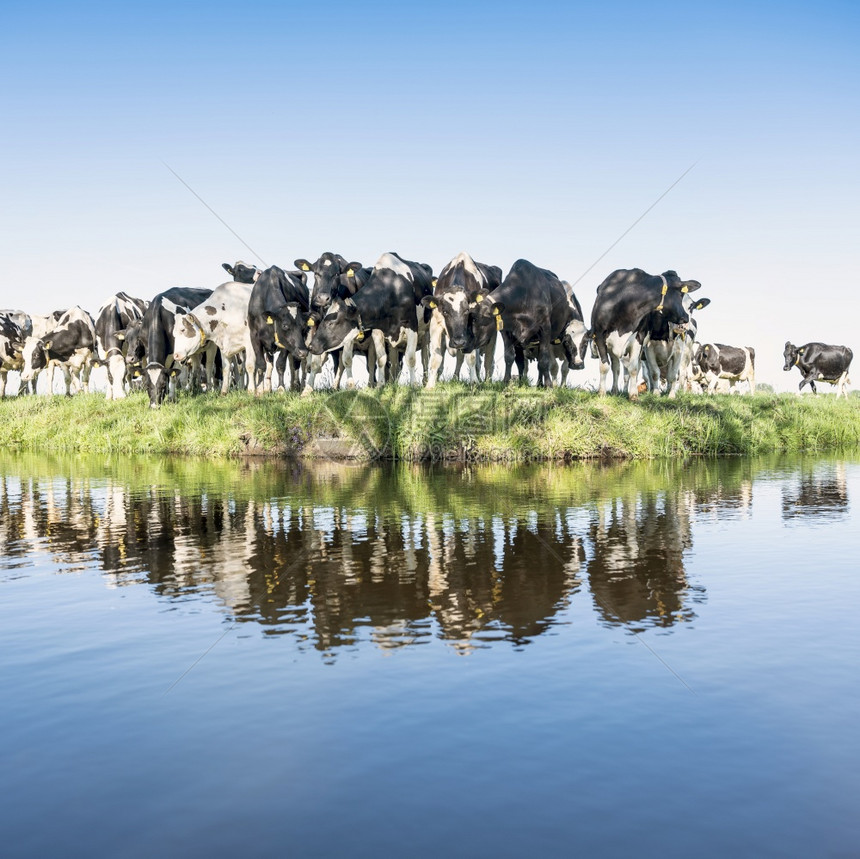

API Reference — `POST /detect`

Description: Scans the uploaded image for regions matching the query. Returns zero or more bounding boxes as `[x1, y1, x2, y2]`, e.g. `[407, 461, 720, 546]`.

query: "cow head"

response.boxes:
[653, 271, 702, 328]
[783, 342, 799, 371]
[20, 336, 49, 381]
[120, 320, 145, 372]
[172, 313, 205, 363]
[144, 362, 174, 408]
[560, 319, 588, 370]
[296, 254, 363, 311]
[307, 298, 362, 356]
[272, 302, 310, 359]
[422, 291, 476, 352]
[222, 261, 260, 284]
[470, 291, 506, 349]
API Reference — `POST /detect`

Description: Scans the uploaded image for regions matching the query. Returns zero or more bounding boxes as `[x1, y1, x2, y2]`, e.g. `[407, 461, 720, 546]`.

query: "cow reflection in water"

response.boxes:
[587, 491, 704, 630]
[782, 462, 849, 522]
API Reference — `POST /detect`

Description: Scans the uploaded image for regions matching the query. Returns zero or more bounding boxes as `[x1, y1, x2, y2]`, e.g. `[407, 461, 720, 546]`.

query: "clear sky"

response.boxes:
[3, 0, 859, 390]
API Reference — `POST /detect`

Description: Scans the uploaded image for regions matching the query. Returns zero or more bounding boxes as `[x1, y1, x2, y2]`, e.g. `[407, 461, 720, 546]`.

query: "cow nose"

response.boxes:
[297, 347, 309, 359]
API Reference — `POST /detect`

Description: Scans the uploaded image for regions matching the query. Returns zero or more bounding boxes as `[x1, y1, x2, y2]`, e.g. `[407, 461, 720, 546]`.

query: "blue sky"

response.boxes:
[3, 0, 859, 388]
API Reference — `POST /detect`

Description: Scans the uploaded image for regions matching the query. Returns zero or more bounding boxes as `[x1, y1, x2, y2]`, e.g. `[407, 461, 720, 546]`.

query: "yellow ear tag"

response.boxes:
[553, 338, 561, 344]
[133, 370, 141, 378]
[495, 316, 503, 331]
[429, 300, 437, 309]
[432, 278, 438, 288]
[346, 269, 354, 277]
[475, 294, 484, 303]
[301, 263, 310, 271]
[266, 316, 273, 325]
[307, 318, 315, 327]
[357, 330, 365, 341]
[681, 285, 689, 293]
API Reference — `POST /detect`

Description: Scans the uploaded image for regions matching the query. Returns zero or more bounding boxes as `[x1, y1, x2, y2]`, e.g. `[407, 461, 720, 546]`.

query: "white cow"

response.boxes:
[171, 282, 253, 395]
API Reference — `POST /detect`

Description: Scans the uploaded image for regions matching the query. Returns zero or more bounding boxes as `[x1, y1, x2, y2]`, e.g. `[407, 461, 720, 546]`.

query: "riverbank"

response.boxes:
[1, 385, 859, 460]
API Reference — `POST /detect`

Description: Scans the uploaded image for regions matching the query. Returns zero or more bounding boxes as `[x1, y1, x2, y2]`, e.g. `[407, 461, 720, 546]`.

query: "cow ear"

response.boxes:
[307, 312, 321, 329]
[291, 270, 308, 286]
[491, 302, 505, 316]
[693, 297, 710, 310]
[294, 259, 312, 272]
[343, 301, 359, 319]
[680, 279, 701, 293]
[44, 340, 52, 351]
[421, 295, 437, 309]
[222, 263, 234, 276]
[345, 262, 362, 277]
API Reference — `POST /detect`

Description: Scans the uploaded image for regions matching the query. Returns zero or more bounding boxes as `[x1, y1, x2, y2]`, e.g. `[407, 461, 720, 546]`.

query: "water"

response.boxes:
[1, 452, 859, 857]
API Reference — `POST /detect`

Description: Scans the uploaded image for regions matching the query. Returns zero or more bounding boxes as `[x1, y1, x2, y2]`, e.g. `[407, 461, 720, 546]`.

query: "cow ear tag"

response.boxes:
[307, 318, 315, 327]
[301, 263, 310, 271]
[266, 316, 274, 325]
[356, 330, 365, 341]
[475, 294, 484, 303]
[553, 338, 561, 344]
[681, 285, 689, 293]
[346, 268, 354, 277]
[429, 300, 437, 309]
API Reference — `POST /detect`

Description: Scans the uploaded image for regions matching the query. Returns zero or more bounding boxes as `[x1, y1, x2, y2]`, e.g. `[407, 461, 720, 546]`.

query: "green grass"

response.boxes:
[1, 385, 860, 460]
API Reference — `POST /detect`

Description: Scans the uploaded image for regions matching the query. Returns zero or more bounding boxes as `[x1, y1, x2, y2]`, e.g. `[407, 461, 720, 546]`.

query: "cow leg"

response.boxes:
[623, 339, 644, 399]
[303, 354, 325, 395]
[836, 370, 849, 398]
[426, 314, 445, 389]
[0, 371, 6, 398]
[106, 354, 127, 400]
[370, 331, 387, 384]
[404, 328, 419, 386]
[61, 365, 73, 396]
[536, 340, 554, 388]
[340, 341, 356, 388]
[594, 334, 611, 396]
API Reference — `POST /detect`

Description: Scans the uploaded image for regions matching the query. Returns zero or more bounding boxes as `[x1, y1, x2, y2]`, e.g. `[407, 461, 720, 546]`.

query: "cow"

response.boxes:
[641, 295, 711, 397]
[469, 259, 587, 387]
[585, 269, 702, 399]
[20, 306, 97, 395]
[94, 292, 149, 400]
[295, 253, 365, 312]
[305, 252, 430, 392]
[0, 312, 31, 397]
[229, 262, 311, 395]
[295, 254, 379, 389]
[172, 281, 284, 395]
[422, 252, 503, 388]
[137, 288, 213, 407]
[695, 343, 756, 394]
[783, 342, 853, 398]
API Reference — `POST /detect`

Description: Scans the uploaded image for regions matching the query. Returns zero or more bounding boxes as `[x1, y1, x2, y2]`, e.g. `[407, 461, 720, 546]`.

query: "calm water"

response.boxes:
[1, 452, 859, 858]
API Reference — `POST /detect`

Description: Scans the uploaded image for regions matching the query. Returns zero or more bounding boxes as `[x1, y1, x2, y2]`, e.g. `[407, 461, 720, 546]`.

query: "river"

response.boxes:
[1, 453, 858, 857]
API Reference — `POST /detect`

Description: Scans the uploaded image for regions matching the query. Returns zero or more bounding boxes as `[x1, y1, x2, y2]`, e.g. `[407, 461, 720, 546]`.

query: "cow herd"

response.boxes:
[0, 251, 854, 406]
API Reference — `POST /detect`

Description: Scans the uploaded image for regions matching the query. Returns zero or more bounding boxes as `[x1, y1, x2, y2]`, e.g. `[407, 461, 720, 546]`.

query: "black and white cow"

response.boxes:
[0, 312, 31, 397]
[235, 262, 310, 394]
[295, 253, 365, 312]
[586, 269, 702, 399]
[294, 254, 380, 389]
[695, 343, 755, 394]
[641, 294, 711, 397]
[138, 288, 213, 407]
[422, 252, 503, 387]
[171, 281, 256, 395]
[783, 342, 853, 398]
[20, 307, 97, 395]
[305, 252, 430, 391]
[469, 259, 586, 387]
[94, 292, 149, 400]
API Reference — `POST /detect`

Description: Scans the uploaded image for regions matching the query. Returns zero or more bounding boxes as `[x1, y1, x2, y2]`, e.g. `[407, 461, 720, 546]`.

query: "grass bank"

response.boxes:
[1, 384, 859, 460]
